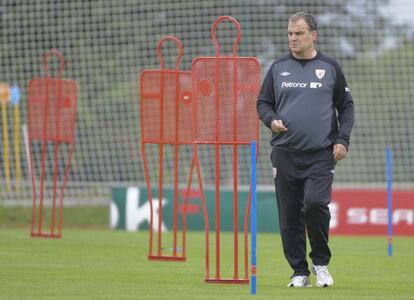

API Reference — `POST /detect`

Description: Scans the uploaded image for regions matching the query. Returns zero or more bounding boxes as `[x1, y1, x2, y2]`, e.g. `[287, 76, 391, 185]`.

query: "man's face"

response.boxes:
[288, 19, 317, 57]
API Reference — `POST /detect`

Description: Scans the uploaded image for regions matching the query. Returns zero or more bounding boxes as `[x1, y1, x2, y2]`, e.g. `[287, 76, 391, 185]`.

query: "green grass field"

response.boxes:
[1, 228, 413, 299]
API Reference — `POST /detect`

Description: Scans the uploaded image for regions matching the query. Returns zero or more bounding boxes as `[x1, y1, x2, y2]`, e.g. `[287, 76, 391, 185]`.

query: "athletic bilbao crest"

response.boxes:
[315, 69, 325, 79]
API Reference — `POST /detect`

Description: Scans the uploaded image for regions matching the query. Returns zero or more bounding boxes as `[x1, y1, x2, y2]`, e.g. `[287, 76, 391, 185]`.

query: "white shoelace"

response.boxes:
[314, 265, 329, 277]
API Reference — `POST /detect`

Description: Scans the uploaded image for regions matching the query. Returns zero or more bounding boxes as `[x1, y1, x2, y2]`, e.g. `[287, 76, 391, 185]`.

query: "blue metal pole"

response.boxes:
[386, 147, 393, 257]
[250, 140, 257, 295]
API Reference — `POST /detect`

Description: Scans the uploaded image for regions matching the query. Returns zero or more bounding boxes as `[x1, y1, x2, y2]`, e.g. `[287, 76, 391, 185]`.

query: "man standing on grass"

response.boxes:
[257, 12, 354, 287]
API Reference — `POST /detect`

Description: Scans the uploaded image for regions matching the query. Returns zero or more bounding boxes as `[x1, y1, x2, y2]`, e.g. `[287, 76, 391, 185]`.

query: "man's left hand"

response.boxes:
[333, 144, 348, 161]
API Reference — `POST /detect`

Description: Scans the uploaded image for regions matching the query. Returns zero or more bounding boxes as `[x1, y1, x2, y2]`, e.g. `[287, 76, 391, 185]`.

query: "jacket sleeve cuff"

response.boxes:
[266, 117, 278, 129]
[334, 137, 349, 151]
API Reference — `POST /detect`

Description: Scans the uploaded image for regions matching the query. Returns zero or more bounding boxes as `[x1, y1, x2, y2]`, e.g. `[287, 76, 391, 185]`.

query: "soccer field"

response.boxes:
[0, 229, 413, 299]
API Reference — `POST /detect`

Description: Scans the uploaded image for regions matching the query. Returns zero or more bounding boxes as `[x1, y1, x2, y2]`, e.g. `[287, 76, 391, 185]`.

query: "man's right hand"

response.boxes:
[271, 119, 288, 133]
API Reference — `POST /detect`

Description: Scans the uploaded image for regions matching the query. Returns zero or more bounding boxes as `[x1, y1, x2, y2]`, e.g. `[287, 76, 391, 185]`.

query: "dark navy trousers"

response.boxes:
[271, 146, 336, 277]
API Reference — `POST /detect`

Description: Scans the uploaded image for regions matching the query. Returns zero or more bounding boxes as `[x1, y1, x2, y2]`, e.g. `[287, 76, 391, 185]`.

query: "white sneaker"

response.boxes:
[311, 265, 334, 287]
[287, 275, 311, 287]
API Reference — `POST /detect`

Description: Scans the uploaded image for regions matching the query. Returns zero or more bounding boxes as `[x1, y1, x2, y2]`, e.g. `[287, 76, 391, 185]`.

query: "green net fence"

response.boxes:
[1, 0, 413, 204]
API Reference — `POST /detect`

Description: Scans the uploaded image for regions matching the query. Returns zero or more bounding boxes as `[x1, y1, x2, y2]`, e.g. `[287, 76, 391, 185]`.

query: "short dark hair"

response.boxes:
[288, 12, 318, 32]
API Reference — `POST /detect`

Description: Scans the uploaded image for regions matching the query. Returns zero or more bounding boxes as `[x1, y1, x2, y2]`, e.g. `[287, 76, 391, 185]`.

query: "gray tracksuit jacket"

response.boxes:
[257, 52, 354, 153]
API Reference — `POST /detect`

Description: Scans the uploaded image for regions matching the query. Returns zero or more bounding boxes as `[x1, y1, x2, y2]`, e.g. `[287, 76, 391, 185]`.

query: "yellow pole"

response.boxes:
[14, 104, 21, 191]
[0, 83, 11, 192]
[1, 103, 11, 192]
